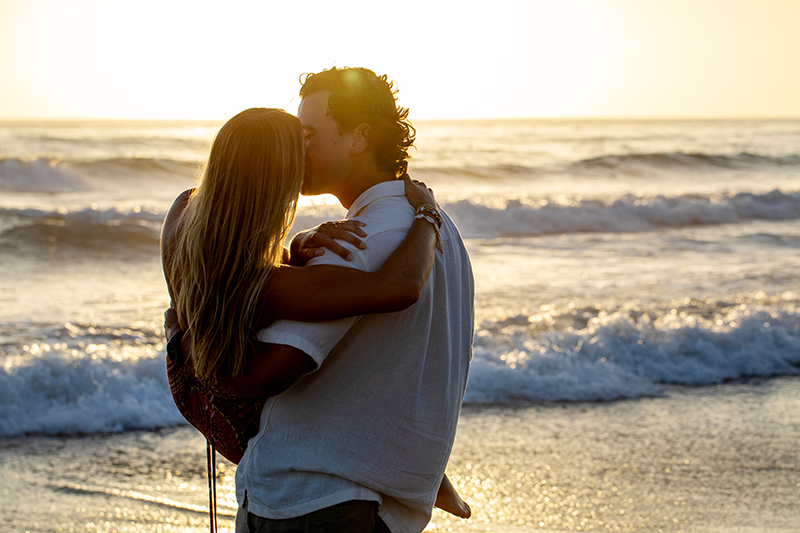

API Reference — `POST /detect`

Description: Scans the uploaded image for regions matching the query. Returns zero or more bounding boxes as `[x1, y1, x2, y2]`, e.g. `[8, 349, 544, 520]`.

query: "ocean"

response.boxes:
[1, 117, 799, 532]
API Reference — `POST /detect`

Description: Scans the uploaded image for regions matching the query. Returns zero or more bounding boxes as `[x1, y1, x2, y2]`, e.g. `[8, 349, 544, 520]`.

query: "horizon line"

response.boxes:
[1, 114, 800, 123]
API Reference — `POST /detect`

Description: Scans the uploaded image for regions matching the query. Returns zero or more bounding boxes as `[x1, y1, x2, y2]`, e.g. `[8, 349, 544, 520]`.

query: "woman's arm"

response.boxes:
[258, 217, 438, 325]
[254, 175, 443, 326]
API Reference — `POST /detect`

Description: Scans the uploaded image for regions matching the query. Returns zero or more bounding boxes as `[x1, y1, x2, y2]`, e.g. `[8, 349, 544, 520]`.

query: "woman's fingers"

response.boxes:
[319, 220, 366, 250]
[299, 220, 368, 262]
[324, 220, 367, 238]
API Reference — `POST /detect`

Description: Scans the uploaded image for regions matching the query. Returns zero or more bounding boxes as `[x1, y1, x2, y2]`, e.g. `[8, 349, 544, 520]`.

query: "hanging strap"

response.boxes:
[206, 440, 218, 533]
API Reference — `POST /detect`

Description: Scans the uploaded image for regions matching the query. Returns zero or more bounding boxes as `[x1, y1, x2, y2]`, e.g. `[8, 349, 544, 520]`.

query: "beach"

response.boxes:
[1, 117, 799, 532]
[2, 377, 799, 532]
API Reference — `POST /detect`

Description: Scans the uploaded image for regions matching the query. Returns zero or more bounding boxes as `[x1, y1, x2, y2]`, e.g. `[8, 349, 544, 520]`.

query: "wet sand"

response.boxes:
[2, 377, 799, 533]
[433, 377, 800, 532]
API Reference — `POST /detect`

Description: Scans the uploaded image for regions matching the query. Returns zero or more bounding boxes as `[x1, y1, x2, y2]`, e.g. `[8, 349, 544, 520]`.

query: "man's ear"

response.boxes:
[350, 124, 371, 155]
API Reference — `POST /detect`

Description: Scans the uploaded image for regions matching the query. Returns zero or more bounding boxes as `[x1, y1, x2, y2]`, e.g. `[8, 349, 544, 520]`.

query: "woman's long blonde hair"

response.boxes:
[170, 108, 304, 380]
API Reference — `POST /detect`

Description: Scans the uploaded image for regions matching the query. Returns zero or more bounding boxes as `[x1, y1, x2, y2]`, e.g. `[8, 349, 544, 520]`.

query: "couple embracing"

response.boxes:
[161, 67, 474, 533]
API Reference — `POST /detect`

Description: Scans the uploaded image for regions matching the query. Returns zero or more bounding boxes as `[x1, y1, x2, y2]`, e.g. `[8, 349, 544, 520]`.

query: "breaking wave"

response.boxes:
[0, 156, 199, 193]
[0, 158, 87, 192]
[0, 206, 164, 255]
[466, 294, 800, 403]
[448, 189, 800, 238]
[1, 293, 797, 436]
[2, 189, 798, 254]
[570, 151, 800, 174]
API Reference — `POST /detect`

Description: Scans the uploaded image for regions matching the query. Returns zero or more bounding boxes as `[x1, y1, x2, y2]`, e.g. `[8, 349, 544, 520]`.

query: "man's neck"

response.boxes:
[334, 170, 397, 210]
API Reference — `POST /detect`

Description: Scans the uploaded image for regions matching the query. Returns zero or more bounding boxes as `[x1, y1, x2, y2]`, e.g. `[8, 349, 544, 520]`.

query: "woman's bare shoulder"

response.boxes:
[161, 189, 194, 247]
[166, 189, 194, 226]
[160, 188, 195, 280]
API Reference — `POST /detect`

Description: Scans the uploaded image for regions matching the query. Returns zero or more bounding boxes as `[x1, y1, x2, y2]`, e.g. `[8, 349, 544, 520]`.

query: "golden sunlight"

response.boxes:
[1, 0, 798, 120]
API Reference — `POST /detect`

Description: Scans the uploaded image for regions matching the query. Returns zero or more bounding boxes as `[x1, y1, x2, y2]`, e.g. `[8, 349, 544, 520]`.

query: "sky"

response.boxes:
[0, 0, 799, 120]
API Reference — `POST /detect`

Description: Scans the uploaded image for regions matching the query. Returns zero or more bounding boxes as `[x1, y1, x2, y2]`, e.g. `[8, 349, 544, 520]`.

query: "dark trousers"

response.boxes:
[235, 498, 391, 533]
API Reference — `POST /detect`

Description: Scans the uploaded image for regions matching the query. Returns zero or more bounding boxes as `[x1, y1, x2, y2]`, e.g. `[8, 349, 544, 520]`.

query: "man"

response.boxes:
[235, 67, 474, 533]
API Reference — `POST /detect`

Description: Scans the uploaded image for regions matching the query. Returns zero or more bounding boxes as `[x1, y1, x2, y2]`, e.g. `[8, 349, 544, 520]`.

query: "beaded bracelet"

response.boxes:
[415, 204, 443, 229]
[414, 213, 444, 253]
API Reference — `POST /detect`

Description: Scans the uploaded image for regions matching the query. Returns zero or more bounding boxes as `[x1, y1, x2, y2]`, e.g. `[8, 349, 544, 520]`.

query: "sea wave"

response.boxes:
[5, 149, 798, 196]
[0, 323, 184, 437]
[0, 206, 164, 255]
[0, 158, 87, 192]
[448, 189, 800, 238]
[0, 204, 336, 256]
[466, 294, 800, 403]
[67, 157, 200, 178]
[279, 189, 800, 241]
[1, 293, 797, 436]
[570, 151, 800, 175]
[411, 151, 800, 180]
[2, 189, 799, 254]
[0, 156, 199, 193]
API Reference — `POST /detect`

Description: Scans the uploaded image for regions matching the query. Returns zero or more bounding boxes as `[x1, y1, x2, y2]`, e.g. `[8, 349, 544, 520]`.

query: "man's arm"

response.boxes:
[164, 307, 315, 398]
[217, 343, 316, 398]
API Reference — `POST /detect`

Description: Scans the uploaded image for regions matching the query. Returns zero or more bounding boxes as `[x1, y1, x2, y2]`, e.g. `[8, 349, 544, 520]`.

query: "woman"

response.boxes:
[160, 108, 469, 519]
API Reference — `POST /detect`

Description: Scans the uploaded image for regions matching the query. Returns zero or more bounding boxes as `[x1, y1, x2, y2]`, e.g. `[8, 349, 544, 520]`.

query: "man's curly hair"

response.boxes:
[299, 67, 415, 177]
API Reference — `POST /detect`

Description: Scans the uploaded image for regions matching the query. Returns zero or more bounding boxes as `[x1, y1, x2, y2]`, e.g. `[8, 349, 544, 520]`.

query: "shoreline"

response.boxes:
[2, 377, 799, 532]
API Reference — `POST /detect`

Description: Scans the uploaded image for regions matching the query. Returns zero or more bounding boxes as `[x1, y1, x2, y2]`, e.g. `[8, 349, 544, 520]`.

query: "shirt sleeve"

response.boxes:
[256, 315, 360, 368]
[257, 211, 412, 367]
[256, 237, 367, 368]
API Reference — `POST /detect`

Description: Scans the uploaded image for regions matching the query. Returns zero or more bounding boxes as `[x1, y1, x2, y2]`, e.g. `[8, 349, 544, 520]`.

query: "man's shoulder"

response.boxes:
[357, 193, 413, 217]
[302, 197, 412, 272]
[353, 195, 414, 235]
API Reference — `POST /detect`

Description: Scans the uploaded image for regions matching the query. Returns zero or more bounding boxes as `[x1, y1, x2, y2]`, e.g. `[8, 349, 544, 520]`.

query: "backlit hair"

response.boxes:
[170, 108, 303, 380]
[299, 66, 415, 176]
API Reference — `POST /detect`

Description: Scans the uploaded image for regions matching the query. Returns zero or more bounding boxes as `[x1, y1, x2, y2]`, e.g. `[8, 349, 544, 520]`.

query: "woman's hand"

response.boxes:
[289, 219, 367, 266]
[164, 307, 181, 341]
[402, 173, 437, 211]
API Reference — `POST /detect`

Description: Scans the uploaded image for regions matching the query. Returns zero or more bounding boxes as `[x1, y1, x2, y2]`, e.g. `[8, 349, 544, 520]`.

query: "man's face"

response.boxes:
[297, 91, 353, 196]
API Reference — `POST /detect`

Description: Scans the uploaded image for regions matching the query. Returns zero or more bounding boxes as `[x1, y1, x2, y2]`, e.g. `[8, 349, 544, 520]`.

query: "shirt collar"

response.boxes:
[346, 180, 406, 218]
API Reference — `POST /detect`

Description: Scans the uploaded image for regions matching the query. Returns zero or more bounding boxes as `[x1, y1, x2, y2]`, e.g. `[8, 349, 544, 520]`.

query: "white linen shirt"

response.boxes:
[235, 180, 474, 533]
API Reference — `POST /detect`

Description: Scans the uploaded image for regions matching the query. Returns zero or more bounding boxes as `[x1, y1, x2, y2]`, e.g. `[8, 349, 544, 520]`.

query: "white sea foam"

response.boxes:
[7, 187, 787, 255]
[447, 189, 800, 238]
[0, 205, 166, 253]
[1, 297, 797, 436]
[5, 188, 798, 242]
[0, 333, 183, 437]
[466, 301, 800, 404]
[290, 189, 800, 240]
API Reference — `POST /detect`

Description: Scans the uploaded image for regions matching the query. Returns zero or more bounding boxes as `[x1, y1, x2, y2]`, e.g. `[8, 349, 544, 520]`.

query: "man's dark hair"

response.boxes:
[299, 67, 415, 177]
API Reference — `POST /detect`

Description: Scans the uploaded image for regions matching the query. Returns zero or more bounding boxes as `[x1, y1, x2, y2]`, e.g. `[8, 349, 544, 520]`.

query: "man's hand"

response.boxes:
[289, 220, 367, 266]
